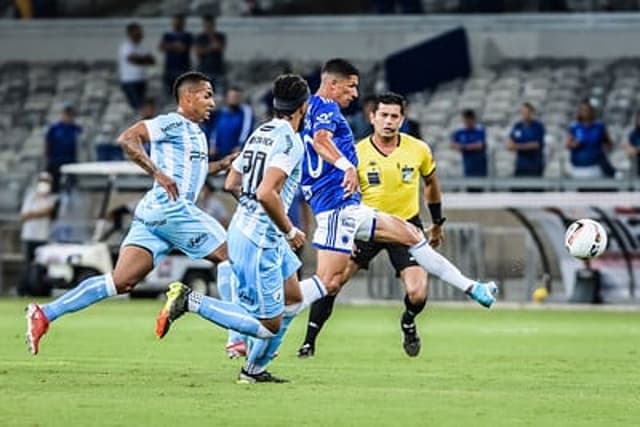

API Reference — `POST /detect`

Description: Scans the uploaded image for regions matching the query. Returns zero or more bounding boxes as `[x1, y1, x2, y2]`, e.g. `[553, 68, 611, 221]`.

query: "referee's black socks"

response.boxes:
[401, 294, 426, 326]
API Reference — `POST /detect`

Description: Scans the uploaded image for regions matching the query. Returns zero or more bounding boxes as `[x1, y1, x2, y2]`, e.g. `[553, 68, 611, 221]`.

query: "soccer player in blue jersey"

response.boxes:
[155, 74, 309, 383]
[25, 72, 268, 355]
[293, 59, 497, 347]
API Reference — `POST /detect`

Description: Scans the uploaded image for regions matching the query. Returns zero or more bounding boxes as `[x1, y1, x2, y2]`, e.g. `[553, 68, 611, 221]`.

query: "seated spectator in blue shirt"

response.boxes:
[567, 100, 613, 179]
[507, 102, 545, 176]
[202, 86, 254, 161]
[626, 111, 640, 176]
[159, 14, 193, 96]
[45, 103, 82, 192]
[451, 109, 487, 177]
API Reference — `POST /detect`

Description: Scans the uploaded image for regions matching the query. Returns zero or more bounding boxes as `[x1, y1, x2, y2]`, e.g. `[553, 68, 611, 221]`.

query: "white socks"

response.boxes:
[291, 275, 328, 316]
[408, 239, 475, 292]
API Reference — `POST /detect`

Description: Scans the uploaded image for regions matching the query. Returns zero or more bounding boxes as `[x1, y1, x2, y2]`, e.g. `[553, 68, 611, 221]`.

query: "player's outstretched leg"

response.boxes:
[374, 213, 498, 308]
[26, 273, 118, 355]
[155, 282, 275, 340]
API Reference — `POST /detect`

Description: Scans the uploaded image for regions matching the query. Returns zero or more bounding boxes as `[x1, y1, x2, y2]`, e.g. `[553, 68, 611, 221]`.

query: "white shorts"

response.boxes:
[312, 204, 376, 254]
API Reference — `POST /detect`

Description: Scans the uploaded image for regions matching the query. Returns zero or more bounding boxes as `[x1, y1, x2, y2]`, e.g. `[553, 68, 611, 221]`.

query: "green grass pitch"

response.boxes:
[1, 299, 639, 427]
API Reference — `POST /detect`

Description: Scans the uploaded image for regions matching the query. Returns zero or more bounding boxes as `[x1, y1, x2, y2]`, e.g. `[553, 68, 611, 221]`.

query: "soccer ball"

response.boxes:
[564, 219, 608, 260]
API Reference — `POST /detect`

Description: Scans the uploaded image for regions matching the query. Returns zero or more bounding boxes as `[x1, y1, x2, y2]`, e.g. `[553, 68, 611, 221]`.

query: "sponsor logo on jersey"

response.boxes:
[316, 112, 334, 124]
[188, 233, 209, 248]
[160, 121, 183, 133]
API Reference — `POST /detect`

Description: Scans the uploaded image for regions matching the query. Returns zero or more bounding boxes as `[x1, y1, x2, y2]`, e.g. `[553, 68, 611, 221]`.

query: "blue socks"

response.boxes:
[41, 274, 117, 322]
[245, 314, 294, 375]
[216, 261, 247, 345]
[188, 292, 274, 339]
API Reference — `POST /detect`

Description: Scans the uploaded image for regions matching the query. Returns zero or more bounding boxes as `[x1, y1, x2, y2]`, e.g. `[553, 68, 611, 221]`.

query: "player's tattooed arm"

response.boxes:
[117, 121, 179, 201]
[209, 152, 240, 175]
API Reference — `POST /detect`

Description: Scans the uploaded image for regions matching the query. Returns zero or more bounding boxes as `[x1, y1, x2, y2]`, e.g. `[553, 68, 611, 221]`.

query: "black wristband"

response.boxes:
[428, 202, 442, 223]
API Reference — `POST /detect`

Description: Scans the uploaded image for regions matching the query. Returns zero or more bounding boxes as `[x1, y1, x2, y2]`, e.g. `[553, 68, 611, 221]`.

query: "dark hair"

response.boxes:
[373, 92, 406, 115]
[272, 74, 310, 116]
[522, 102, 535, 112]
[172, 71, 213, 103]
[462, 109, 476, 119]
[321, 58, 359, 78]
[173, 13, 186, 20]
[225, 85, 243, 95]
[202, 14, 215, 23]
[126, 22, 140, 34]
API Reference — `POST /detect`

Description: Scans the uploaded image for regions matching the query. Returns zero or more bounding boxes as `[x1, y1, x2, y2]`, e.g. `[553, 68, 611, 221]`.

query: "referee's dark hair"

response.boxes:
[272, 74, 310, 117]
[462, 109, 476, 120]
[172, 71, 213, 103]
[321, 58, 360, 78]
[373, 92, 407, 115]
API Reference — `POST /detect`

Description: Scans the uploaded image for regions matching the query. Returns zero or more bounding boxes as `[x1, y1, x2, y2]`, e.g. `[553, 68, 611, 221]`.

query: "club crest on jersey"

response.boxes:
[401, 166, 414, 183]
[316, 112, 333, 124]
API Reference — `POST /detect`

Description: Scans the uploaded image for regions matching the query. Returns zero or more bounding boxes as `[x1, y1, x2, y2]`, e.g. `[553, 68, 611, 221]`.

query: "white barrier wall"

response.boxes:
[2, 14, 640, 69]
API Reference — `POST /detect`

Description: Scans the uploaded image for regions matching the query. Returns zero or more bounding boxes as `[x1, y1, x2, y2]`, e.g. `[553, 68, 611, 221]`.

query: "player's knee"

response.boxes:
[407, 286, 427, 305]
[261, 317, 282, 334]
[114, 279, 137, 294]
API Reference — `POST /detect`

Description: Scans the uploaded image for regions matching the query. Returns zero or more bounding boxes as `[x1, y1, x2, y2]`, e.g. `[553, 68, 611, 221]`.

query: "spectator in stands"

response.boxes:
[350, 95, 376, 141]
[118, 22, 155, 112]
[203, 86, 254, 161]
[371, 0, 424, 13]
[45, 103, 82, 192]
[159, 14, 193, 96]
[195, 15, 227, 90]
[451, 109, 487, 177]
[507, 102, 545, 176]
[400, 102, 422, 139]
[567, 100, 614, 179]
[18, 172, 58, 296]
[626, 111, 640, 176]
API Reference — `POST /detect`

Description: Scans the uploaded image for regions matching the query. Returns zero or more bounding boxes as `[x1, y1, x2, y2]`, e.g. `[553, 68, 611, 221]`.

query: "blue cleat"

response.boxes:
[466, 282, 498, 308]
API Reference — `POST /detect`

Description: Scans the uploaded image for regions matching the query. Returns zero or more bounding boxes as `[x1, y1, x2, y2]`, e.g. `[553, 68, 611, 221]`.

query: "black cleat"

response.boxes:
[237, 368, 289, 384]
[296, 343, 315, 358]
[401, 321, 421, 357]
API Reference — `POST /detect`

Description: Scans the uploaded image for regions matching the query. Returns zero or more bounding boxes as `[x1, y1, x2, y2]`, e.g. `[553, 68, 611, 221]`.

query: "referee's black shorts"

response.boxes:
[351, 215, 423, 277]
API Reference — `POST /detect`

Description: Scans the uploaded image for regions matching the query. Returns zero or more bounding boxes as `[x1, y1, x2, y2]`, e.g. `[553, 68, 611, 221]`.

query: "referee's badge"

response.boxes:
[367, 170, 381, 185]
[401, 166, 414, 183]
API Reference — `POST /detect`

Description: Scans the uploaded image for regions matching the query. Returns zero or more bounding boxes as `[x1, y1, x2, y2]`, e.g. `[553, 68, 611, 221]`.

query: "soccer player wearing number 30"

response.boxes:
[291, 59, 498, 333]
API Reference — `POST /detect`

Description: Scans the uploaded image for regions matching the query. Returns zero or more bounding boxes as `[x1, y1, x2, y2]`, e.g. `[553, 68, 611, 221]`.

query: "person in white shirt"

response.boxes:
[18, 172, 58, 296]
[118, 22, 155, 111]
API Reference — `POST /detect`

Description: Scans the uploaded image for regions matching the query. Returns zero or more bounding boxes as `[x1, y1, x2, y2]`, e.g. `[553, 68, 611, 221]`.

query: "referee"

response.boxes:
[297, 92, 446, 358]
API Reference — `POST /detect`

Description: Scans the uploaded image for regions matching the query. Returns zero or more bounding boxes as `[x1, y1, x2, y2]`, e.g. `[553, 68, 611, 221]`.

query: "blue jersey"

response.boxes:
[142, 112, 209, 205]
[230, 118, 304, 248]
[301, 95, 360, 214]
[510, 120, 545, 174]
[567, 121, 607, 167]
[452, 125, 487, 177]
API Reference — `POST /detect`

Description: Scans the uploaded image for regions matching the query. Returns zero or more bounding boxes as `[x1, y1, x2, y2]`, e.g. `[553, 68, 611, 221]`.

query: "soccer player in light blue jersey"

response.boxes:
[25, 72, 266, 355]
[293, 60, 498, 354]
[155, 74, 309, 383]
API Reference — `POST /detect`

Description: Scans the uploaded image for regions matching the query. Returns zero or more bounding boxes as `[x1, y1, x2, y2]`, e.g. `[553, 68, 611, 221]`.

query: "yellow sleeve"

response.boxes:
[419, 143, 436, 177]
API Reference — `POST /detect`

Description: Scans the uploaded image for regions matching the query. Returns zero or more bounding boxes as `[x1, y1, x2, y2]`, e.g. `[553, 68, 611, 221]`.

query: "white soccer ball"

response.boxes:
[564, 219, 608, 260]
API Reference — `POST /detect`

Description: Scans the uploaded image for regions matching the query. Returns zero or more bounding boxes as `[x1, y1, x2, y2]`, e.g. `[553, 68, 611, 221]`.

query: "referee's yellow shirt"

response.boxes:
[356, 133, 436, 220]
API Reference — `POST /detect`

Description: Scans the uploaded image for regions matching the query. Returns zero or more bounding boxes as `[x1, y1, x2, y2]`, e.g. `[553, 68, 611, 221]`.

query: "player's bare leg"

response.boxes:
[373, 212, 497, 307]
[27, 246, 154, 355]
[400, 266, 427, 357]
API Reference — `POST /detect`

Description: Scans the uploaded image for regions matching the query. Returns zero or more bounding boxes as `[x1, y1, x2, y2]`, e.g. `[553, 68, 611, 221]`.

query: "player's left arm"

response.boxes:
[208, 152, 239, 175]
[422, 172, 445, 248]
[602, 126, 613, 152]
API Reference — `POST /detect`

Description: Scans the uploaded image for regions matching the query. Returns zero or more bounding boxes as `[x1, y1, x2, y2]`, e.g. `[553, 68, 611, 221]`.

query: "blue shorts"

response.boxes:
[227, 225, 301, 319]
[121, 198, 226, 265]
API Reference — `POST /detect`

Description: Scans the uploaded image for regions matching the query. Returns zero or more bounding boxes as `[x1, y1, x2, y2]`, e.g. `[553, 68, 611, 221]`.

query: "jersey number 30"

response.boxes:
[242, 149, 267, 195]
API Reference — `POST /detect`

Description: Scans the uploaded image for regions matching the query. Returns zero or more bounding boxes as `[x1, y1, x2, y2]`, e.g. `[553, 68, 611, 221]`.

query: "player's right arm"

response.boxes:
[256, 167, 305, 250]
[116, 121, 178, 201]
[312, 129, 359, 196]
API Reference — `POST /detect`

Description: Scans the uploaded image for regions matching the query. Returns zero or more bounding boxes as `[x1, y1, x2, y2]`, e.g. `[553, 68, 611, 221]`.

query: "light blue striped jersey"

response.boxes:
[230, 118, 304, 248]
[142, 112, 209, 204]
